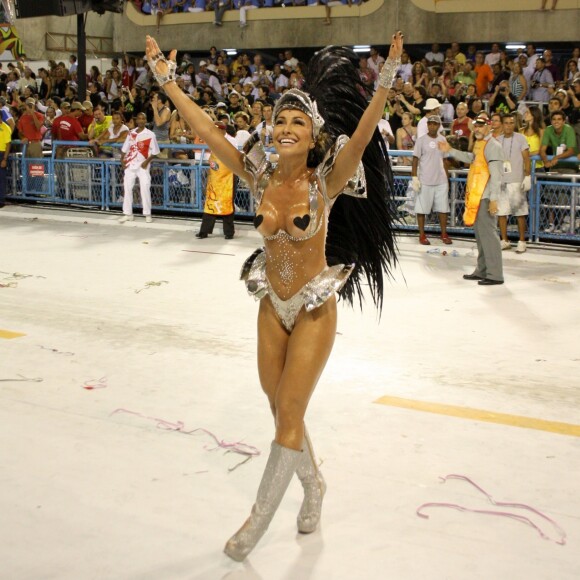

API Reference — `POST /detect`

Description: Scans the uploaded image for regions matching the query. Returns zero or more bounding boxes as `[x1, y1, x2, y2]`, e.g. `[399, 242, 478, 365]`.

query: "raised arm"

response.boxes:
[145, 36, 251, 183]
[325, 32, 403, 199]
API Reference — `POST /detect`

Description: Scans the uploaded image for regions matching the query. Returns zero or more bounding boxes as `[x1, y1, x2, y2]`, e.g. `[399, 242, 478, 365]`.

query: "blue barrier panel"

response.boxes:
[4, 143, 578, 244]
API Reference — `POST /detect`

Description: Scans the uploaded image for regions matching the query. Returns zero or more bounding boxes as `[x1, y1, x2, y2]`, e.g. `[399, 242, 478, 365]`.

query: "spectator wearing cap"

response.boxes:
[241, 82, 255, 106]
[439, 113, 505, 285]
[205, 64, 223, 96]
[17, 97, 44, 158]
[196, 60, 209, 85]
[52, 102, 87, 158]
[0, 117, 11, 208]
[79, 100, 94, 132]
[411, 115, 452, 245]
[227, 90, 245, 117]
[416, 98, 445, 139]
[196, 121, 237, 239]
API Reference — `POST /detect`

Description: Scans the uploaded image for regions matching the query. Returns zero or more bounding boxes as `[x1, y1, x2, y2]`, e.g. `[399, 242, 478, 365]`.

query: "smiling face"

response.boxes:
[273, 109, 314, 158]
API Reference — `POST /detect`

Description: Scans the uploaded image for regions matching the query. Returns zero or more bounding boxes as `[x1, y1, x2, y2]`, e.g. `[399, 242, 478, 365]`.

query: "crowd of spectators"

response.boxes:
[132, 0, 366, 29]
[0, 41, 579, 172]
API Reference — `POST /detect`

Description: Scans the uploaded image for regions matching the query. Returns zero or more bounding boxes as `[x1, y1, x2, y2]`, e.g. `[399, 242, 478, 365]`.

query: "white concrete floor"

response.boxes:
[1, 206, 579, 580]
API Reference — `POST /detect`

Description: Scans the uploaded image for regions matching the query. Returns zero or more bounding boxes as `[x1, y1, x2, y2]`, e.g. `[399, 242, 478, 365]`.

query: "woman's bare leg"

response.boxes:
[257, 296, 289, 417]
[274, 296, 337, 450]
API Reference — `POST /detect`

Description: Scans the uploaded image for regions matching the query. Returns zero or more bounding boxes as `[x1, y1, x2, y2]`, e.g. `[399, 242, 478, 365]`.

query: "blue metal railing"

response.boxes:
[6, 142, 580, 243]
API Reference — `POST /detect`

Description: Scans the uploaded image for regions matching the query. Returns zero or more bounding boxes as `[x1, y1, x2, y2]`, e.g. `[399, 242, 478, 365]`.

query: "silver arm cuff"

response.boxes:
[378, 57, 401, 89]
[147, 53, 177, 86]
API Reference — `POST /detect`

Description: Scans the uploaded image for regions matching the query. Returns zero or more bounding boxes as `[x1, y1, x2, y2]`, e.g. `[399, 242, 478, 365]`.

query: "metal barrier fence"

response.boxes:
[6, 141, 580, 243]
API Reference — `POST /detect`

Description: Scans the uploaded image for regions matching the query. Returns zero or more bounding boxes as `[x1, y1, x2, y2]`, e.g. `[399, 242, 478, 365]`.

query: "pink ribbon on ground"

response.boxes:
[417, 474, 566, 546]
[110, 408, 260, 457]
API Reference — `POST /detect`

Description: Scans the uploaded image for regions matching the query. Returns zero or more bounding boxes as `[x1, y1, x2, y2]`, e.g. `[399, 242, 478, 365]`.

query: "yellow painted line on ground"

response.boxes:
[0, 329, 26, 339]
[375, 395, 580, 438]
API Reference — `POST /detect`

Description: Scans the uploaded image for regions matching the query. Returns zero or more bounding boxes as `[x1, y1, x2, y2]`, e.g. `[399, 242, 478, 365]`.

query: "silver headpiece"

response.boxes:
[273, 89, 325, 138]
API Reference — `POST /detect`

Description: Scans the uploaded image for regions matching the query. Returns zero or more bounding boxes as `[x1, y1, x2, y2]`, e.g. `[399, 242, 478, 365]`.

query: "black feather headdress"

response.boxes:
[303, 45, 397, 312]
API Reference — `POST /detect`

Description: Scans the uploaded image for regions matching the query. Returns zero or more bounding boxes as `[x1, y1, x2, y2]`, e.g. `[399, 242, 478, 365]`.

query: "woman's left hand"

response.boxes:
[388, 31, 404, 60]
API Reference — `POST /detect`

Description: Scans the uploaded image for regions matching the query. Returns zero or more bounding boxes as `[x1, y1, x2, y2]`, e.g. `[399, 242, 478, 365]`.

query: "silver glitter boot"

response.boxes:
[224, 441, 302, 562]
[296, 428, 326, 534]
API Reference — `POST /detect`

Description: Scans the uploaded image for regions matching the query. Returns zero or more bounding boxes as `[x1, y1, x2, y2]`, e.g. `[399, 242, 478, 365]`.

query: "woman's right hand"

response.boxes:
[145, 36, 176, 80]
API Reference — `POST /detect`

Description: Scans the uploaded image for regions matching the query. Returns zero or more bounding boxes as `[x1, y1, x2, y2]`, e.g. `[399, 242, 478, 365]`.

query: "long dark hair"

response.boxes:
[524, 105, 545, 137]
[304, 46, 397, 311]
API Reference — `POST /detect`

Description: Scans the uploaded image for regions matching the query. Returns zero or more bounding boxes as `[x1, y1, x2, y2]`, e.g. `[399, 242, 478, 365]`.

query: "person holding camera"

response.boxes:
[489, 80, 517, 114]
[530, 58, 554, 103]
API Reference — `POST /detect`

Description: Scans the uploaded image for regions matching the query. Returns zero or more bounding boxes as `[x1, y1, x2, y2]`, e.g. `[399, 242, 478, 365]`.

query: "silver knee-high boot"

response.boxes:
[224, 441, 302, 562]
[296, 428, 326, 534]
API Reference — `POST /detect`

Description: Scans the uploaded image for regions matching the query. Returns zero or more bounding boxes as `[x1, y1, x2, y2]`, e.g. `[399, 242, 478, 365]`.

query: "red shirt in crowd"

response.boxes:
[52, 115, 84, 141]
[79, 113, 94, 132]
[17, 112, 44, 141]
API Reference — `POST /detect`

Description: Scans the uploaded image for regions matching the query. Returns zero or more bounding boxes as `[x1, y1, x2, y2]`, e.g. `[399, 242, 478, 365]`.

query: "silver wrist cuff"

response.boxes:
[379, 57, 401, 89]
[148, 53, 177, 86]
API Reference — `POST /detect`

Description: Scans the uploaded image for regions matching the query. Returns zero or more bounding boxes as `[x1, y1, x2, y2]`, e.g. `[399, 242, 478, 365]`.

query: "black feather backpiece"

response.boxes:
[303, 45, 397, 312]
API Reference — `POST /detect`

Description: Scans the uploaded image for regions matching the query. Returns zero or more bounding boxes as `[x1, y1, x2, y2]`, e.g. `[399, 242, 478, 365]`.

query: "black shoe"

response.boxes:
[478, 279, 504, 286]
[195, 233, 208, 239]
[463, 273, 485, 281]
[224, 235, 234, 240]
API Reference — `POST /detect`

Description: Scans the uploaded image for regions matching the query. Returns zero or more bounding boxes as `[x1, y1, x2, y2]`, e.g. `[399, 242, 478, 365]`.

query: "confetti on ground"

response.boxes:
[0, 375, 43, 383]
[82, 377, 108, 390]
[0, 271, 46, 288]
[416, 474, 566, 545]
[181, 250, 235, 256]
[111, 408, 260, 460]
[134, 280, 169, 294]
[38, 345, 75, 356]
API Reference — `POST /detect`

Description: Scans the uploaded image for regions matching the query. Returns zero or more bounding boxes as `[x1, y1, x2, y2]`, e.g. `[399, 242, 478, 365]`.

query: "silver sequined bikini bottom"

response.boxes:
[240, 248, 354, 332]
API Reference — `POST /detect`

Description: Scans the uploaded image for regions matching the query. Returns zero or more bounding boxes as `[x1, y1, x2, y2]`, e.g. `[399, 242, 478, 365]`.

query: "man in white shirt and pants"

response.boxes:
[119, 112, 160, 223]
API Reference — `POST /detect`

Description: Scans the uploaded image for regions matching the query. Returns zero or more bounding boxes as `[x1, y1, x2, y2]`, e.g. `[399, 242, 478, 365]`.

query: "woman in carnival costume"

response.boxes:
[145, 31, 403, 561]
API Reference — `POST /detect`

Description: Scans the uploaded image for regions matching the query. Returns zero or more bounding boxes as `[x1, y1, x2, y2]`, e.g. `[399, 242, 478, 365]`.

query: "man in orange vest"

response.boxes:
[439, 113, 505, 285]
[196, 121, 237, 239]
